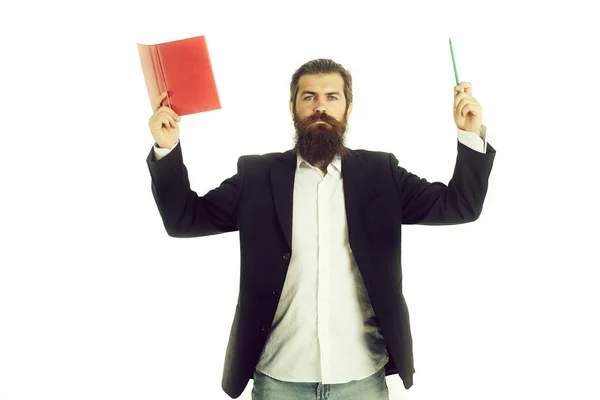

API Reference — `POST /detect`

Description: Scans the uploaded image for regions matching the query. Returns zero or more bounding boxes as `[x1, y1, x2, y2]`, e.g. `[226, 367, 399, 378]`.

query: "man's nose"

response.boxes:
[315, 105, 327, 115]
[314, 100, 327, 113]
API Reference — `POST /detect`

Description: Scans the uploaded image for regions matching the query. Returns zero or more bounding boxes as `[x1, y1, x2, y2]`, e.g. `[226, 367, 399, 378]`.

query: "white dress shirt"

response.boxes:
[153, 128, 487, 384]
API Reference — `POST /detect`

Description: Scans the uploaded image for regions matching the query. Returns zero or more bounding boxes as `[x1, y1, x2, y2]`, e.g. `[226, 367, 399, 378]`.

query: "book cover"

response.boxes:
[137, 35, 221, 116]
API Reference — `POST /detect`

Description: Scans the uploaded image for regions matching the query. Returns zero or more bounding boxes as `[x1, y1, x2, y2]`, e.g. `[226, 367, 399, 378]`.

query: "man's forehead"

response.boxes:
[298, 73, 344, 91]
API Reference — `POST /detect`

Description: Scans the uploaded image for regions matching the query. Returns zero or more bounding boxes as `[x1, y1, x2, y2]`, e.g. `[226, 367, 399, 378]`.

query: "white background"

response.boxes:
[1, 0, 599, 399]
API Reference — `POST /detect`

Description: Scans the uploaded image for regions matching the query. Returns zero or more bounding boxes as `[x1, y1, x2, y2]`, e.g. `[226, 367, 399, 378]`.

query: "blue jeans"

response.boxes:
[251, 367, 389, 399]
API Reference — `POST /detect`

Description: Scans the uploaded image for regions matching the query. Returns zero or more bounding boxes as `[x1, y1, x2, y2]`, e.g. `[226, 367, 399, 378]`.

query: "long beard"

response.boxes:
[292, 110, 348, 167]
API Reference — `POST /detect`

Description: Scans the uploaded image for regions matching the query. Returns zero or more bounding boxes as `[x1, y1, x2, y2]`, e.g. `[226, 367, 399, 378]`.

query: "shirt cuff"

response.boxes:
[457, 125, 487, 153]
[153, 140, 179, 161]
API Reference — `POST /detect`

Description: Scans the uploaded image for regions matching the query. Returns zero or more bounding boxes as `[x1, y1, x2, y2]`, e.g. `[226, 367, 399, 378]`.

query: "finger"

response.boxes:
[454, 92, 462, 109]
[454, 88, 473, 100]
[166, 114, 177, 129]
[456, 82, 472, 95]
[152, 92, 168, 112]
[454, 91, 470, 109]
[456, 99, 475, 117]
[456, 99, 471, 117]
[456, 98, 468, 112]
[454, 94, 476, 112]
[157, 113, 177, 129]
[460, 102, 480, 118]
[157, 105, 181, 121]
[453, 91, 470, 111]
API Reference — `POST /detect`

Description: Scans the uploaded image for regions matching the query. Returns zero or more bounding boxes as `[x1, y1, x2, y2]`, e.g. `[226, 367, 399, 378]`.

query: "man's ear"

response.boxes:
[346, 103, 353, 119]
[289, 101, 294, 118]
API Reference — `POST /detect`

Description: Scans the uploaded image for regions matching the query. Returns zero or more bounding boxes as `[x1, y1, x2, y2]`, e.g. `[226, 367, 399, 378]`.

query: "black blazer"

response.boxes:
[146, 139, 496, 398]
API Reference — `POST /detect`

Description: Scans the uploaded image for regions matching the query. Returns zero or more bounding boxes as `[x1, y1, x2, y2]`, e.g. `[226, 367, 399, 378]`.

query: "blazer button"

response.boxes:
[283, 253, 290, 260]
[261, 325, 271, 332]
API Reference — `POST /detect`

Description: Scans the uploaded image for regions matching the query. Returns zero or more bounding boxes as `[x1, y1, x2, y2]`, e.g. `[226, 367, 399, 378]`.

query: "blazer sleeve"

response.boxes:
[146, 140, 244, 237]
[392, 139, 496, 225]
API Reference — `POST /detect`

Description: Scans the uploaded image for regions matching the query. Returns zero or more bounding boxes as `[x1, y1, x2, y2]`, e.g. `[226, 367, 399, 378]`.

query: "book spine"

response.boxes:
[154, 46, 173, 109]
[152, 46, 171, 109]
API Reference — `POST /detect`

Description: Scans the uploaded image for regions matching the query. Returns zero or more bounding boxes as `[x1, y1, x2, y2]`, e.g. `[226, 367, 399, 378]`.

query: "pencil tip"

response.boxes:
[449, 38, 452, 43]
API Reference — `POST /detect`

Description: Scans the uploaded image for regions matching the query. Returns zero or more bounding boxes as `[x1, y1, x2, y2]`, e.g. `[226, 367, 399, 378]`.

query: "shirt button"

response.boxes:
[282, 253, 291, 260]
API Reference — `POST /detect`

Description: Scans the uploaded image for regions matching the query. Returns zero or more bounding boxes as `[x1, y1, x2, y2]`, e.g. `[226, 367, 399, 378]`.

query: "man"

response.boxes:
[146, 59, 496, 399]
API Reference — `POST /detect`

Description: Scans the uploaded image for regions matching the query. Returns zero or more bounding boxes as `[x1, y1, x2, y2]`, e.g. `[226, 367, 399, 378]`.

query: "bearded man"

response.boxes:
[146, 58, 496, 399]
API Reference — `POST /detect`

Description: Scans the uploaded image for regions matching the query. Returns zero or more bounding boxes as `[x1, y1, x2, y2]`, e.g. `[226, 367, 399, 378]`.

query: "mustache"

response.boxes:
[307, 112, 337, 124]
[292, 109, 347, 136]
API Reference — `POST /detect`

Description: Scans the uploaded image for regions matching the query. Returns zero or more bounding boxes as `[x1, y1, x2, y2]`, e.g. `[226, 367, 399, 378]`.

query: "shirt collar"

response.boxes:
[296, 153, 342, 173]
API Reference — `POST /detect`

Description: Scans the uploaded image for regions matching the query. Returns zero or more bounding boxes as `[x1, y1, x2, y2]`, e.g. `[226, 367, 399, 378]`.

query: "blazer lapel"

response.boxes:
[340, 148, 370, 255]
[270, 150, 297, 250]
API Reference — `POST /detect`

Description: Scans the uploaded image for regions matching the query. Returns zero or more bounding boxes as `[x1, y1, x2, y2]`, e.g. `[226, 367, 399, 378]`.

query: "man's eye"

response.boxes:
[304, 96, 313, 100]
[329, 96, 338, 100]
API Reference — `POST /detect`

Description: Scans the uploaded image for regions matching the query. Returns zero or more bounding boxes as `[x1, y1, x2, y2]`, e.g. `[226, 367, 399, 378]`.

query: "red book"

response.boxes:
[137, 35, 221, 116]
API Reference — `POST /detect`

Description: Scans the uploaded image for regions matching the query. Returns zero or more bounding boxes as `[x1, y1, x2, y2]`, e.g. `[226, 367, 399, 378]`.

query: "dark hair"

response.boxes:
[290, 59, 353, 113]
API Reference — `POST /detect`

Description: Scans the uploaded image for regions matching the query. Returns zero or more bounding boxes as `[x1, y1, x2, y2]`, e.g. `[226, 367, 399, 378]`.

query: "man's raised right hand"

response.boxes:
[148, 92, 181, 149]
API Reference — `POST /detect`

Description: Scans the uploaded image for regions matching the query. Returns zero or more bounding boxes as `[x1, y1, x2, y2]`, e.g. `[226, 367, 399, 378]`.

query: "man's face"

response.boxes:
[290, 73, 353, 168]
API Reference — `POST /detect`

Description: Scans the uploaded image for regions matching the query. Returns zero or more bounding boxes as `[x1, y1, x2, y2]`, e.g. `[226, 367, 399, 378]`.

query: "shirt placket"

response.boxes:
[316, 171, 332, 382]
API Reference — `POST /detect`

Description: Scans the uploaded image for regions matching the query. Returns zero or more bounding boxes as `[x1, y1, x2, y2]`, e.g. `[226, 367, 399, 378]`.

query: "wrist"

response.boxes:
[156, 141, 177, 149]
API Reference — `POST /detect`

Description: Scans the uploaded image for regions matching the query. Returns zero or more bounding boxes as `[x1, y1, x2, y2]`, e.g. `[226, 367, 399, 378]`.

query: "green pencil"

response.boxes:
[449, 38, 462, 92]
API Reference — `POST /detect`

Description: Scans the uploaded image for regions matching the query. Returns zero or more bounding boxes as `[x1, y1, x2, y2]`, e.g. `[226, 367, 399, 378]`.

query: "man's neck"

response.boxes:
[314, 162, 328, 175]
